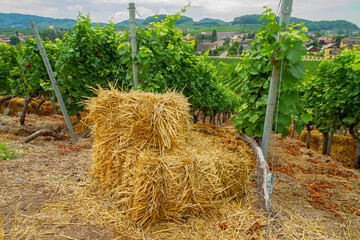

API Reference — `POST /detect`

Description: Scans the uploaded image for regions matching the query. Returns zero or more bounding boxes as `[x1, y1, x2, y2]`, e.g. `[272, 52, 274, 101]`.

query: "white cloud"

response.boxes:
[112, 6, 157, 22]
[157, 7, 168, 15]
[113, 10, 128, 21]
[44, 8, 59, 17]
[92, 0, 189, 7]
[67, 5, 83, 11]
[136, 6, 155, 19]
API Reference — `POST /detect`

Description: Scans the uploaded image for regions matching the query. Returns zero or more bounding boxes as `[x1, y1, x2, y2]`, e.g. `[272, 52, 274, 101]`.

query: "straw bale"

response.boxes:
[98, 131, 253, 227]
[299, 130, 323, 151]
[86, 85, 190, 153]
[69, 111, 92, 133]
[0, 97, 24, 115]
[299, 130, 356, 165]
[114, 150, 224, 226]
[216, 145, 252, 199]
[330, 135, 356, 165]
[124, 152, 168, 226]
[192, 123, 218, 135]
[0, 97, 58, 116]
[86, 87, 252, 227]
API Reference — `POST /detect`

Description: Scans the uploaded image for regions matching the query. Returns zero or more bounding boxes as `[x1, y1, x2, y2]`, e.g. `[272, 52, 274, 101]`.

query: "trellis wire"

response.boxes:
[135, 10, 144, 21]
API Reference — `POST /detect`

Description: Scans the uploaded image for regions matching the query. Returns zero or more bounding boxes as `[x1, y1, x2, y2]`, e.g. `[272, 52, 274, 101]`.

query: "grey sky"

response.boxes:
[1, 0, 359, 27]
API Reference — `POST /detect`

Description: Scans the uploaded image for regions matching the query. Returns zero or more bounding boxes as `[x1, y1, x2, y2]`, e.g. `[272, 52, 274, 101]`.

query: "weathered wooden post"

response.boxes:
[129, 3, 139, 88]
[261, 0, 293, 160]
[30, 21, 77, 141]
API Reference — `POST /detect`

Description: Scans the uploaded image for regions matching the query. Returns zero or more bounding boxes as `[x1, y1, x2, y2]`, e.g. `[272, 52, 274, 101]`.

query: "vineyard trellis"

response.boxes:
[206, 57, 321, 92]
[0, 10, 241, 130]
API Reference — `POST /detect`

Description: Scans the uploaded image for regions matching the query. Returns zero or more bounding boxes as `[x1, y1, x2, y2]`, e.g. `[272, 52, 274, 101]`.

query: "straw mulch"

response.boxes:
[299, 130, 323, 151]
[0, 97, 56, 116]
[70, 111, 91, 133]
[2, 114, 360, 239]
[85, 87, 253, 227]
[299, 130, 356, 166]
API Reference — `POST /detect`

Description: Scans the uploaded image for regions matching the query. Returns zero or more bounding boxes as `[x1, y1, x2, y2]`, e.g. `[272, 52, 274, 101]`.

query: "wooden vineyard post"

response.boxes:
[30, 21, 77, 141]
[261, 0, 293, 160]
[129, 3, 139, 88]
[237, 133, 271, 211]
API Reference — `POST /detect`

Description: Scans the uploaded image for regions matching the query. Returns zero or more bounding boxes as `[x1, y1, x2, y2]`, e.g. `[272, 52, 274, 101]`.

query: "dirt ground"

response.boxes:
[0, 113, 360, 240]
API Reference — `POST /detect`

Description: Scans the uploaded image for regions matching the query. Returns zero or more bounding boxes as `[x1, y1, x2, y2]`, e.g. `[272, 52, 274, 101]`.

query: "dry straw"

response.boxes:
[86, 85, 191, 153]
[85, 86, 252, 227]
[299, 130, 356, 165]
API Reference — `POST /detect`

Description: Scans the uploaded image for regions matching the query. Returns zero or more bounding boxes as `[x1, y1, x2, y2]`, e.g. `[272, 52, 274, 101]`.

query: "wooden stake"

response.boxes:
[30, 21, 77, 141]
[261, 0, 293, 160]
[129, 3, 139, 88]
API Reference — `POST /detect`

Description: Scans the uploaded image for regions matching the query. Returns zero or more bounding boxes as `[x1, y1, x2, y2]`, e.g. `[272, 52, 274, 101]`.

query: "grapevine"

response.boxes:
[231, 7, 308, 138]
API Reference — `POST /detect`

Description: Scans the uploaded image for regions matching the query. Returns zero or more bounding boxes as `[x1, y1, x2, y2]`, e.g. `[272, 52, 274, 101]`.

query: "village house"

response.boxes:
[0, 33, 33, 44]
[183, 33, 191, 39]
[303, 39, 319, 54]
[217, 32, 241, 39]
[201, 31, 242, 41]
[241, 41, 251, 51]
[306, 31, 314, 36]
[196, 42, 217, 54]
[183, 33, 194, 43]
[306, 45, 318, 55]
[304, 39, 313, 47]
[318, 37, 327, 45]
[322, 42, 341, 57]
[217, 39, 225, 46]
[19, 35, 33, 43]
[340, 37, 360, 50]
[231, 36, 242, 44]
[0, 36, 11, 44]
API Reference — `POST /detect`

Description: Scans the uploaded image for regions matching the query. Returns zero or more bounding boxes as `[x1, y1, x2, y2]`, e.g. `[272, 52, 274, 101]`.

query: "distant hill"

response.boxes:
[141, 15, 193, 25]
[0, 13, 76, 29]
[116, 19, 143, 26]
[232, 14, 265, 25]
[232, 14, 359, 31]
[290, 17, 359, 31]
[199, 18, 224, 23]
[116, 15, 193, 26]
[0, 12, 358, 34]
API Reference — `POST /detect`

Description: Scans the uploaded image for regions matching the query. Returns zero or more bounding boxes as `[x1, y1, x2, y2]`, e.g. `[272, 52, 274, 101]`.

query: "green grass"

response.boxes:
[0, 141, 21, 161]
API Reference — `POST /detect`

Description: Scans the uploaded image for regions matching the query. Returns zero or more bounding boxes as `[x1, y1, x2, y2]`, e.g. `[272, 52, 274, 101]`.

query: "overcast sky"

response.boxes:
[1, 0, 359, 27]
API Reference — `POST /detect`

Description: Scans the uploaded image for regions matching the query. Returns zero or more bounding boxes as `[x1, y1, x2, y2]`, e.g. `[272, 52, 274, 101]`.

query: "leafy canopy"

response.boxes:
[232, 7, 308, 137]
